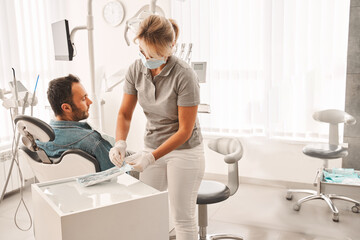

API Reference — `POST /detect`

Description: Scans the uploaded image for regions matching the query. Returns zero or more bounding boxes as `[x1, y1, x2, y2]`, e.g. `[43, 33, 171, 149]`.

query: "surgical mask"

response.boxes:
[139, 51, 166, 69]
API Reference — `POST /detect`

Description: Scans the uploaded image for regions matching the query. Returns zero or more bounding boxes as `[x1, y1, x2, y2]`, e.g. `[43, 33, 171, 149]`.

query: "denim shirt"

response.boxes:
[36, 120, 115, 171]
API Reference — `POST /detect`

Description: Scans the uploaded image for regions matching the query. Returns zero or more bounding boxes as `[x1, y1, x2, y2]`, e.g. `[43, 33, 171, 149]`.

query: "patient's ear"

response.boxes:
[61, 103, 72, 113]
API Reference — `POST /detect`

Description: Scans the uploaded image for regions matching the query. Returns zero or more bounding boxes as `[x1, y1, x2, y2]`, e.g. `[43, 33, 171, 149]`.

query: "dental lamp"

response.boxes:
[124, 0, 165, 46]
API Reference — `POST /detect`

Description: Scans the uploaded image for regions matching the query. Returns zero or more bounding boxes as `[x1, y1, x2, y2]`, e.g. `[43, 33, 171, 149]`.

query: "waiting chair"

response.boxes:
[197, 137, 244, 240]
[15, 115, 100, 182]
[286, 109, 360, 222]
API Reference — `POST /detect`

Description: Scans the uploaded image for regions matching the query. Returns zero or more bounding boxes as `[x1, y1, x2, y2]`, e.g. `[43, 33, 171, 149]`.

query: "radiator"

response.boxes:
[0, 149, 21, 194]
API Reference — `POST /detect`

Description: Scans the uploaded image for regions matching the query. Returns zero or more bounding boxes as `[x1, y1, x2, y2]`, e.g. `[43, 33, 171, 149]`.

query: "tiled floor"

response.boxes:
[0, 181, 359, 240]
[204, 183, 359, 240]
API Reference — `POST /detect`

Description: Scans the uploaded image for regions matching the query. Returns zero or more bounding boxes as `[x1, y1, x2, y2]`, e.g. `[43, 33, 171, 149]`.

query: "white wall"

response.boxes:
[59, 0, 342, 185]
[203, 136, 341, 184]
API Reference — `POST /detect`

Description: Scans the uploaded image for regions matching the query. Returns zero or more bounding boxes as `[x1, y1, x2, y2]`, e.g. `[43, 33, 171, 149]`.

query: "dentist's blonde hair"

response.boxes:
[134, 15, 179, 58]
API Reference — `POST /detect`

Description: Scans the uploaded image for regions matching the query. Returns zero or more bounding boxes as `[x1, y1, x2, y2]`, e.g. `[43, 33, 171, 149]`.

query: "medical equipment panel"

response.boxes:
[51, 20, 74, 61]
[192, 62, 207, 83]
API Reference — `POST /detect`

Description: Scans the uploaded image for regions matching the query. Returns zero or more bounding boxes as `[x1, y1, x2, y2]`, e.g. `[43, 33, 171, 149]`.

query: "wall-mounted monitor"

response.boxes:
[51, 19, 74, 61]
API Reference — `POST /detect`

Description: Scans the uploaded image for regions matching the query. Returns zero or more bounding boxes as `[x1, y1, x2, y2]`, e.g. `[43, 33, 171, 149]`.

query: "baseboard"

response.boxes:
[203, 172, 315, 190]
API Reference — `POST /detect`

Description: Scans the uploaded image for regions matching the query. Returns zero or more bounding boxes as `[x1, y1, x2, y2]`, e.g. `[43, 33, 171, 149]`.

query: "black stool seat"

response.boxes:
[197, 180, 231, 205]
[303, 144, 348, 159]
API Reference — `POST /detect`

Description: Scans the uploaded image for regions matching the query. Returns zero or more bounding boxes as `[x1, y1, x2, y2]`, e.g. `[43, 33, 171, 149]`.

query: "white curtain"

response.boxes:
[171, 0, 350, 141]
[0, 0, 67, 148]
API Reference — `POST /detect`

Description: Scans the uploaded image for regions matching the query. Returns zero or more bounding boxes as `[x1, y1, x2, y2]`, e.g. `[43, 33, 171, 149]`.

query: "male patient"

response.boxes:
[36, 74, 115, 171]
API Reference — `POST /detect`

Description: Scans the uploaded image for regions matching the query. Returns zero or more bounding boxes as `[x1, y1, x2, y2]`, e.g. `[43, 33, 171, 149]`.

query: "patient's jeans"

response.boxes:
[140, 143, 205, 240]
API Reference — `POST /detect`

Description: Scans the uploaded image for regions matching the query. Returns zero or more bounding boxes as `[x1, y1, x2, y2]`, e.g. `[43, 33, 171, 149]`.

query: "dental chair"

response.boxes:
[15, 115, 100, 182]
[286, 109, 360, 222]
[197, 137, 244, 240]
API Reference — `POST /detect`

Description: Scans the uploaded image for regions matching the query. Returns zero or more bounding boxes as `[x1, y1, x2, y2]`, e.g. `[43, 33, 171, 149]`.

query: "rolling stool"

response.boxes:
[286, 109, 360, 222]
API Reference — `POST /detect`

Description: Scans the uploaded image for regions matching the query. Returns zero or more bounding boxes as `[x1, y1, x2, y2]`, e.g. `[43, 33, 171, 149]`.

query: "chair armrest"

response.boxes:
[20, 145, 42, 162]
[224, 152, 241, 164]
[60, 149, 101, 172]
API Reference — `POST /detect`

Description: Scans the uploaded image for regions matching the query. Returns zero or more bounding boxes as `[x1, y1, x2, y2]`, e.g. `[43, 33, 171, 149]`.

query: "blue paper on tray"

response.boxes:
[76, 164, 133, 187]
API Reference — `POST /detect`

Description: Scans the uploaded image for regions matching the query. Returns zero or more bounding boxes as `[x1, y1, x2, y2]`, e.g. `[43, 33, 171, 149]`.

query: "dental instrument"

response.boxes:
[30, 74, 39, 116]
[184, 43, 192, 64]
[173, 43, 178, 55]
[178, 43, 186, 59]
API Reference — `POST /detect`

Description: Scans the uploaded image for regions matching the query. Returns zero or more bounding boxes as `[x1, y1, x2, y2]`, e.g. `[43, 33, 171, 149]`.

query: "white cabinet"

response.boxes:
[32, 174, 169, 240]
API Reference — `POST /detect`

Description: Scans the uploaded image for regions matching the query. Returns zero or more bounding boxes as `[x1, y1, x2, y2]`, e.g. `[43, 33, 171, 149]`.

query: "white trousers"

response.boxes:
[140, 143, 205, 240]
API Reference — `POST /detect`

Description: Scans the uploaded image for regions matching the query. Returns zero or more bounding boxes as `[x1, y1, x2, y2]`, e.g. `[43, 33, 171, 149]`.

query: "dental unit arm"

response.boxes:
[0, 69, 38, 225]
[184, 43, 192, 64]
[0, 68, 38, 113]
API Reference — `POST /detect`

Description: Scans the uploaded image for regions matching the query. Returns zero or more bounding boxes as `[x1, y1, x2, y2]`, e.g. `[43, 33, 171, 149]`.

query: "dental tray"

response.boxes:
[320, 168, 360, 201]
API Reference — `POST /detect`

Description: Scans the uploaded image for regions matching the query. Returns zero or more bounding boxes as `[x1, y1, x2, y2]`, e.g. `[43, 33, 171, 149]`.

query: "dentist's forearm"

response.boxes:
[115, 113, 131, 141]
[151, 129, 192, 160]
[115, 93, 137, 142]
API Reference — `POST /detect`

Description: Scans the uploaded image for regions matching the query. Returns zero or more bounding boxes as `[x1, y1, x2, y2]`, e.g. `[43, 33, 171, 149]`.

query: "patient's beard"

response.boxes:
[71, 104, 89, 121]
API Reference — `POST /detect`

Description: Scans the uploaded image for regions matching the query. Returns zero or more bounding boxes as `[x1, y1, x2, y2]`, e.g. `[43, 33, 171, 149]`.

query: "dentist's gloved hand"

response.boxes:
[126, 151, 155, 172]
[109, 140, 127, 167]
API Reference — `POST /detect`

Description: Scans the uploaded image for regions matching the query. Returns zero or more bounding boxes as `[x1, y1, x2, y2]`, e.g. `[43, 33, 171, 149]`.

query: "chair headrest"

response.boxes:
[14, 115, 55, 142]
[208, 137, 243, 164]
[313, 109, 356, 125]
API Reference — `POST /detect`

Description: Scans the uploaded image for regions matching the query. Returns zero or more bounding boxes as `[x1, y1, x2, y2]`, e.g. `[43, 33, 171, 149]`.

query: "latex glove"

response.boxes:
[109, 140, 127, 167]
[126, 151, 155, 172]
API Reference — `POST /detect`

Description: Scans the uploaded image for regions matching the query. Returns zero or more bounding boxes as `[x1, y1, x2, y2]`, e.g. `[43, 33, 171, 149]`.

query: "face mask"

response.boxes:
[139, 51, 166, 69]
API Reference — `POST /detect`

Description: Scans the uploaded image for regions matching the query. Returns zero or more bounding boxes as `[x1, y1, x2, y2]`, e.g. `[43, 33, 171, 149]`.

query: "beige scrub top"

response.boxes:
[123, 55, 203, 150]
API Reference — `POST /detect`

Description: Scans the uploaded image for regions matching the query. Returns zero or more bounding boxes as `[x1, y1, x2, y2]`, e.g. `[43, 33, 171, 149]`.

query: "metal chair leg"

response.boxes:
[328, 194, 360, 214]
[210, 234, 243, 240]
[321, 194, 339, 222]
[197, 204, 243, 240]
[286, 189, 317, 200]
[291, 192, 341, 222]
[198, 204, 208, 240]
[328, 194, 360, 205]
[293, 193, 323, 210]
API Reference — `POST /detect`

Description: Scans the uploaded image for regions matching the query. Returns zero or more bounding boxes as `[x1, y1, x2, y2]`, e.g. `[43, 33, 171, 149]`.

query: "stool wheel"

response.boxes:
[351, 205, 360, 213]
[332, 213, 339, 222]
[286, 192, 293, 200]
[293, 203, 301, 211]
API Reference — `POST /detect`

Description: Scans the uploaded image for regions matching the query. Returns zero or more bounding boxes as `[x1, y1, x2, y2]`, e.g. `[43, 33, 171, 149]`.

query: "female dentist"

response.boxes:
[109, 15, 205, 240]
